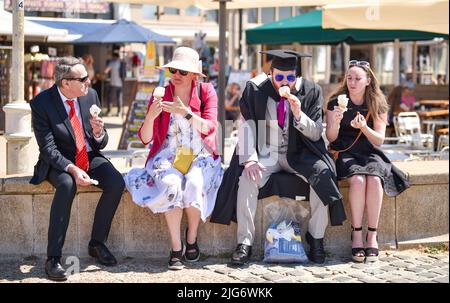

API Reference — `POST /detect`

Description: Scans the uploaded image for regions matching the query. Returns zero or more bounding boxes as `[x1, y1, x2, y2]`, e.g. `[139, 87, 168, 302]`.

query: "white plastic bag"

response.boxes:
[263, 199, 309, 263]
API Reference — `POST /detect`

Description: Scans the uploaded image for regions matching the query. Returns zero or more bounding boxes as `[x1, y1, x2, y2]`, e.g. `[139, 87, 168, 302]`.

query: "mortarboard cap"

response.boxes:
[261, 49, 312, 75]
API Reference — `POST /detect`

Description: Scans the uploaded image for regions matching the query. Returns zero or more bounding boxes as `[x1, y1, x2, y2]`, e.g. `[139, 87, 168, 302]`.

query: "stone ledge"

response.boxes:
[397, 234, 449, 250]
[1, 161, 448, 193]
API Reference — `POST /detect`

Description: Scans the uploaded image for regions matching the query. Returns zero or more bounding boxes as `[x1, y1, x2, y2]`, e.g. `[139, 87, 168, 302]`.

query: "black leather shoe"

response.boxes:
[231, 244, 252, 266]
[45, 257, 67, 281]
[305, 232, 326, 264]
[88, 243, 117, 266]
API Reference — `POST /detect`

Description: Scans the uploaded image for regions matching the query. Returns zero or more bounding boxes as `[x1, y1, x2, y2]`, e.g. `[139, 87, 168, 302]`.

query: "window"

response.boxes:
[205, 10, 218, 22]
[246, 8, 258, 23]
[142, 5, 157, 20]
[185, 5, 200, 16]
[279, 7, 292, 20]
[261, 7, 275, 24]
[164, 7, 180, 15]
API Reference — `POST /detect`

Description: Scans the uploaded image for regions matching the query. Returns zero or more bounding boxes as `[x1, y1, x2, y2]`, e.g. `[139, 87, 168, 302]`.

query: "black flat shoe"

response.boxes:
[45, 257, 67, 282]
[305, 232, 325, 264]
[365, 227, 379, 262]
[88, 242, 117, 266]
[231, 244, 252, 266]
[351, 226, 365, 263]
[184, 228, 200, 263]
[168, 242, 185, 270]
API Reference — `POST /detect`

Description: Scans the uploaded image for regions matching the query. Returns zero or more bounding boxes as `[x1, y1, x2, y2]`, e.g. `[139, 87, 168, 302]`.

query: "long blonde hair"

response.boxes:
[328, 65, 389, 121]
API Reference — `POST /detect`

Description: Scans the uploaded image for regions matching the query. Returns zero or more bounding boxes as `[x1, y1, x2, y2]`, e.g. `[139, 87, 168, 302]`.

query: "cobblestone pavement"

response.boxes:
[0, 250, 448, 283]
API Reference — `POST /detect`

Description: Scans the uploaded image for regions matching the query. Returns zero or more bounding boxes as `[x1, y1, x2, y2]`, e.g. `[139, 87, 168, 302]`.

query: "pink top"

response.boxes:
[401, 95, 415, 110]
[138, 80, 219, 165]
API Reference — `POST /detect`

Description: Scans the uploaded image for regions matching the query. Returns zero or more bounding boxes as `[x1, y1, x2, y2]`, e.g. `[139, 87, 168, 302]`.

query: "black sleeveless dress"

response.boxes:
[327, 98, 410, 197]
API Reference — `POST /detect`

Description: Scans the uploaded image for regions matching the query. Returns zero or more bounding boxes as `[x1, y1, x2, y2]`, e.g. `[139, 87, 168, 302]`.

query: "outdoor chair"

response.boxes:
[394, 112, 434, 149]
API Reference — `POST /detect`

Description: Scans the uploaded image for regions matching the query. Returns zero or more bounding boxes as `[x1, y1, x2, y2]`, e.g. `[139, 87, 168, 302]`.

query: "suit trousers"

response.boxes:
[46, 152, 125, 257]
[236, 152, 329, 246]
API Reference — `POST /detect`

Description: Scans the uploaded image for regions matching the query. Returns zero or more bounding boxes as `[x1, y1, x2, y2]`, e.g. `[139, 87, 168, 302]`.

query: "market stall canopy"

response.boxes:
[73, 19, 176, 44]
[322, 0, 449, 35]
[246, 9, 449, 45]
[0, 9, 67, 38]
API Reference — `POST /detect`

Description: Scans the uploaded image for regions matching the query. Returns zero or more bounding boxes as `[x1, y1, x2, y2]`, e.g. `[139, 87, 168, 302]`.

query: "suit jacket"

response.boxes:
[210, 75, 346, 226]
[30, 85, 108, 185]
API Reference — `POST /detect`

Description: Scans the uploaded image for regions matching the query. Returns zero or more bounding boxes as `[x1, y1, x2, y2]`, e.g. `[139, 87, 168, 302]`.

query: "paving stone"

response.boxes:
[287, 269, 308, 277]
[417, 264, 436, 270]
[391, 261, 412, 269]
[428, 255, 448, 260]
[389, 278, 413, 283]
[379, 265, 398, 272]
[379, 256, 399, 262]
[276, 279, 299, 283]
[405, 267, 426, 273]
[268, 266, 293, 274]
[333, 276, 353, 283]
[432, 276, 449, 283]
[363, 268, 385, 275]
[430, 268, 449, 276]
[241, 276, 267, 283]
[348, 272, 369, 280]
[351, 263, 370, 270]
[415, 257, 435, 263]
[313, 272, 334, 279]
[358, 277, 385, 283]
[214, 267, 235, 275]
[262, 273, 286, 282]
[228, 271, 252, 280]
[419, 272, 440, 279]
[249, 268, 273, 276]
[394, 255, 413, 261]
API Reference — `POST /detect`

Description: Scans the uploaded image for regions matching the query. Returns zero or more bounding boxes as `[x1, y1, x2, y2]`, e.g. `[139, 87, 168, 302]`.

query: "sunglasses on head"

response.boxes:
[168, 67, 189, 76]
[349, 60, 370, 68]
[64, 75, 89, 83]
[274, 74, 296, 82]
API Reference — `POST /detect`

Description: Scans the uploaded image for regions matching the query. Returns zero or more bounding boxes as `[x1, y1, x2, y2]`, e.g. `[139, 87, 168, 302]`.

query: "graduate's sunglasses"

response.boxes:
[274, 74, 296, 82]
[168, 67, 189, 76]
[64, 75, 90, 83]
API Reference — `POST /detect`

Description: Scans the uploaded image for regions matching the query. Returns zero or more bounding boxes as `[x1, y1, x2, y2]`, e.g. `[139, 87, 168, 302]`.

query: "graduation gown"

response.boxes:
[210, 75, 346, 226]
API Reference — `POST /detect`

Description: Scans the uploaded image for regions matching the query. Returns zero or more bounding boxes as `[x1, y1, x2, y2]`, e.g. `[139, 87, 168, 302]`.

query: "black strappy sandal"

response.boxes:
[184, 228, 200, 263]
[365, 227, 379, 262]
[351, 226, 366, 263]
[168, 242, 185, 270]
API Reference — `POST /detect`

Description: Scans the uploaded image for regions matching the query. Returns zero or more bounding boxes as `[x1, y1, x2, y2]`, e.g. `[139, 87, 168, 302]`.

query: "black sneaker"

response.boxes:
[231, 244, 252, 266]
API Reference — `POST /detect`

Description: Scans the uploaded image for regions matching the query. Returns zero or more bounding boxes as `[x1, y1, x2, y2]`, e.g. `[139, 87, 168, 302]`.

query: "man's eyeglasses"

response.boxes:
[64, 75, 90, 83]
[168, 67, 189, 76]
[349, 60, 370, 68]
[274, 74, 296, 82]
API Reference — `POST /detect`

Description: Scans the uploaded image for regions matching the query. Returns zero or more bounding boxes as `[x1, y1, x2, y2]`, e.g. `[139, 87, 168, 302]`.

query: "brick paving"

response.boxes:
[0, 250, 448, 283]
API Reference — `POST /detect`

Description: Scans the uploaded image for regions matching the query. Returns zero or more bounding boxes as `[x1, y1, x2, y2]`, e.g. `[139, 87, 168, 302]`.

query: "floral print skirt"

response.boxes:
[124, 147, 224, 222]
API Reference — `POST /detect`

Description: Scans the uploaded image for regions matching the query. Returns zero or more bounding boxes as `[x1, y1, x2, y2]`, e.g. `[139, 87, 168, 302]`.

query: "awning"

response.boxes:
[73, 19, 175, 44]
[322, 0, 449, 35]
[246, 9, 449, 45]
[28, 18, 115, 42]
[0, 9, 67, 38]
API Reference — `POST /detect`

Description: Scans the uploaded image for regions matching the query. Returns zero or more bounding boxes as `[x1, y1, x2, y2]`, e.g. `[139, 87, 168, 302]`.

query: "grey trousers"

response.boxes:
[236, 153, 329, 246]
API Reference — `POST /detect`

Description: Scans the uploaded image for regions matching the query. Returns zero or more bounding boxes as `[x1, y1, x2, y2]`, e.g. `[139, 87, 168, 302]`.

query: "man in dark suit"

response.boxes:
[30, 57, 125, 281]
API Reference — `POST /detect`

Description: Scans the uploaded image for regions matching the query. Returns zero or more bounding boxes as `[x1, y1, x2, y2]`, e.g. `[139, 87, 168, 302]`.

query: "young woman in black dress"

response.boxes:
[325, 60, 409, 262]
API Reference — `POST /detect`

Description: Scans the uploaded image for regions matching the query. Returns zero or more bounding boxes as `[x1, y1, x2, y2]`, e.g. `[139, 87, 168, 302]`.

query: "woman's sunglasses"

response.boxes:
[349, 60, 370, 68]
[168, 67, 189, 76]
[274, 74, 296, 82]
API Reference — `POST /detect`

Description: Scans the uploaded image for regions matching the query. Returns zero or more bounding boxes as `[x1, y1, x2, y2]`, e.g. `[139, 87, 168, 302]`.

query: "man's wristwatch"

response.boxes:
[184, 111, 193, 121]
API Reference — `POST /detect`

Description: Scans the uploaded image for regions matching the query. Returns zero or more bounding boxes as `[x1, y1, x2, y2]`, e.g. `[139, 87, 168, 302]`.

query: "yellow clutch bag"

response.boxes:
[173, 146, 196, 175]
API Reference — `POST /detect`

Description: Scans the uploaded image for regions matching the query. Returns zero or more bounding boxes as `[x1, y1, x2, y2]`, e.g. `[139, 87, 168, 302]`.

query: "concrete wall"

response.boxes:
[0, 161, 448, 258]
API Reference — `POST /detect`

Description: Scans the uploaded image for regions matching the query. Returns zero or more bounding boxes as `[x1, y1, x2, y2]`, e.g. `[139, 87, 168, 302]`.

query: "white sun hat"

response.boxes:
[160, 46, 206, 77]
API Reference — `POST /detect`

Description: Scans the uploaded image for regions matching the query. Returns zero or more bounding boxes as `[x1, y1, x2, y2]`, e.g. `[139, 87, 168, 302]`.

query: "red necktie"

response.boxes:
[66, 100, 89, 172]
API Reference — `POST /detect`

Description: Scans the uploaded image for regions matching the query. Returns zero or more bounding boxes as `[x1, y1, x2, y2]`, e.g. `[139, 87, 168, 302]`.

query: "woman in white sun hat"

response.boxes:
[124, 46, 223, 270]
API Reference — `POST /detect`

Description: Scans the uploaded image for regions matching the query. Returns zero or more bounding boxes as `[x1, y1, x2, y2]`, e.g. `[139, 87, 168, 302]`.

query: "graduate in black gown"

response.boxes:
[211, 50, 347, 265]
[325, 60, 410, 263]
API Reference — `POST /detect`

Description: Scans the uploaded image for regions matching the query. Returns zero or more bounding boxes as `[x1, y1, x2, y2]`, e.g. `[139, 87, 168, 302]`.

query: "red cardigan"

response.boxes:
[138, 80, 219, 164]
